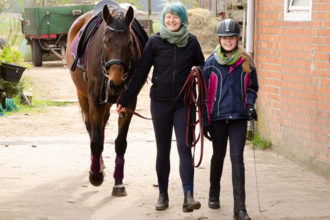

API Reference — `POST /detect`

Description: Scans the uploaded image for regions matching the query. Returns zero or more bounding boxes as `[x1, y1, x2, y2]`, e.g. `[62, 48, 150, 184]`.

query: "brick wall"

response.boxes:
[254, 0, 330, 179]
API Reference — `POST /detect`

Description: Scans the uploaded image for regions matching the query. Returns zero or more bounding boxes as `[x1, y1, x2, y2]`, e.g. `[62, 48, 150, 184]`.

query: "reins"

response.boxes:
[119, 67, 207, 167]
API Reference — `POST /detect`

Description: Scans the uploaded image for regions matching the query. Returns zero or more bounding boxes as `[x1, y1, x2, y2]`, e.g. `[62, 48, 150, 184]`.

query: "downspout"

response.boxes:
[246, 0, 255, 58]
[246, 0, 255, 139]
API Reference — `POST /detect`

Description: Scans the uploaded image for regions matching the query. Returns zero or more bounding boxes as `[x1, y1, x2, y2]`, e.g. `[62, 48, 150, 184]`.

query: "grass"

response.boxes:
[1, 71, 70, 116]
[252, 133, 272, 150]
[3, 96, 70, 115]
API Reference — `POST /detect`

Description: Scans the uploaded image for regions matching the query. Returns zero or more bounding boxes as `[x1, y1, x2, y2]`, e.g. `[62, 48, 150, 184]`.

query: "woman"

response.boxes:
[117, 2, 205, 212]
[203, 19, 258, 220]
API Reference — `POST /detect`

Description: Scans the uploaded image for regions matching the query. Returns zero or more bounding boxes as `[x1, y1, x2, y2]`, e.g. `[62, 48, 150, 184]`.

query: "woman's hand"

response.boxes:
[116, 104, 126, 113]
[191, 66, 199, 77]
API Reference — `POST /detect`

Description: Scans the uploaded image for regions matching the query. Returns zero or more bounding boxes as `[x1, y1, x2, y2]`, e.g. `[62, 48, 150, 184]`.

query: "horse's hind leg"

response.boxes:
[112, 97, 137, 197]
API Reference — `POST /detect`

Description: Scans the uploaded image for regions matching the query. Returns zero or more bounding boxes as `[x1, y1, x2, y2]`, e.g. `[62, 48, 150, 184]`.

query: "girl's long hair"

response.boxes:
[238, 46, 255, 73]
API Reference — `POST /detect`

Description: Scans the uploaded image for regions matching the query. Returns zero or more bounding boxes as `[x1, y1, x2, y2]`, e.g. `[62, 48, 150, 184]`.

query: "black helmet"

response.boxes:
[216, 19, 241, 37]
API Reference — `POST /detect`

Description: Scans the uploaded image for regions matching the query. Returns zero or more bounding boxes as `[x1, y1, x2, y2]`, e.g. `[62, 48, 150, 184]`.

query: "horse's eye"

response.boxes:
[104, 39, 110, 48]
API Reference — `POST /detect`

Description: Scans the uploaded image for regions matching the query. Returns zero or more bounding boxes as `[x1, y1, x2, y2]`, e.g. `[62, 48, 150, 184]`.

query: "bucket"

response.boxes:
[0, 62, 26, 83]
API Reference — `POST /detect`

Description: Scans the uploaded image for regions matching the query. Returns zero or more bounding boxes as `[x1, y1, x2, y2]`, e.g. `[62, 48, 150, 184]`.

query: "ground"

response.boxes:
[0, 61, 329, 220]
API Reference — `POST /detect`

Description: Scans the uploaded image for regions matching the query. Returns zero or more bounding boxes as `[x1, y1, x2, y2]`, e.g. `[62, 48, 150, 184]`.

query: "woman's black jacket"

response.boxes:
[118, 33, 205, 106]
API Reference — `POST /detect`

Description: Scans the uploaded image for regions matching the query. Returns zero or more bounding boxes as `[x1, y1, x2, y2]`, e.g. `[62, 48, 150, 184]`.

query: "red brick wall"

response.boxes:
[254, 0, 330, 178]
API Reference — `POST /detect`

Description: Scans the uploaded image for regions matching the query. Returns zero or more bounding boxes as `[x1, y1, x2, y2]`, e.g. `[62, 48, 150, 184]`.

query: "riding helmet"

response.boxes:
[216, 19, 241, 37]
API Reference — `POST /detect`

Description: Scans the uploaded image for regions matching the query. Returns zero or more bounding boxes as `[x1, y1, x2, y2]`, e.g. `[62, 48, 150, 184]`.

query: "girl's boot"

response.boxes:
[208, 157, 224, 209]
[232, 164, 251, 220]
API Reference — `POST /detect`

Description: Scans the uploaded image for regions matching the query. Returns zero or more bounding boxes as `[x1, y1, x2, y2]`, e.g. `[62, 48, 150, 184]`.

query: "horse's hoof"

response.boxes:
[89, 171, 104, 186]
[112, 184, 127, 197]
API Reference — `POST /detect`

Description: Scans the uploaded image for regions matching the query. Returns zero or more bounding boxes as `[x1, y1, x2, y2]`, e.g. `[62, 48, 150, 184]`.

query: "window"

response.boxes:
[284, 0, 312, 21]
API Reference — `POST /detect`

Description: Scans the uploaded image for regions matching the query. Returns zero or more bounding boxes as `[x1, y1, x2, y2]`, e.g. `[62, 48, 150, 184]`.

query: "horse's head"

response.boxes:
[101, 5, 134, 96]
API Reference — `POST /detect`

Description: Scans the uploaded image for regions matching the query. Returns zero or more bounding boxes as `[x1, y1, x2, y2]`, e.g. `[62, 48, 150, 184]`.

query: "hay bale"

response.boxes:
[188, 8, 221, 55]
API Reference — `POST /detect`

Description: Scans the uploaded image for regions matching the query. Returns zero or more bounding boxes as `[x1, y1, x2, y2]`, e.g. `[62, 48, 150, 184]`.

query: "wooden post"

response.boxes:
[148, 0, 152, 35]
[211, 0, 217, 16]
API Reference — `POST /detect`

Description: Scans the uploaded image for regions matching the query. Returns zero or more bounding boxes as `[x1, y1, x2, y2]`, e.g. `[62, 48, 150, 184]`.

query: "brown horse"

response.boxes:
[66, 5, 142, 196]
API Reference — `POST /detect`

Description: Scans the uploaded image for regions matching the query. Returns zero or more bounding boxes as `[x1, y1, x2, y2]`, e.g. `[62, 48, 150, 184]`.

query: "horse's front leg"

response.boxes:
[112, 97, 137, 197]
[89, 101, 108, 186]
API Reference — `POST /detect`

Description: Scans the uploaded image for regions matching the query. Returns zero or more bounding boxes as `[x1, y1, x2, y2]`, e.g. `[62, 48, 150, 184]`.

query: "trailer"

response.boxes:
[20, 4, 95, 66]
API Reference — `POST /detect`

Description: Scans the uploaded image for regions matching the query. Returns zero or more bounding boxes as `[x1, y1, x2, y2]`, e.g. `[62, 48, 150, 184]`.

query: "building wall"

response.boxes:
[254, 0, 330, 179]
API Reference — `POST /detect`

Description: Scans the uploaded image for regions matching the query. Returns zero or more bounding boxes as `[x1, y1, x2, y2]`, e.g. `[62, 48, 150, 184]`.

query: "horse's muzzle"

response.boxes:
[110, 80, 125, 95]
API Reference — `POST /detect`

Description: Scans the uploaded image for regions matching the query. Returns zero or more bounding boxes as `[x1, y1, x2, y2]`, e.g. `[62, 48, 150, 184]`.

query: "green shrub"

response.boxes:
[0, 44, 30, 98]
[0, 77, 26, 98]
[0, 44, 26, 65]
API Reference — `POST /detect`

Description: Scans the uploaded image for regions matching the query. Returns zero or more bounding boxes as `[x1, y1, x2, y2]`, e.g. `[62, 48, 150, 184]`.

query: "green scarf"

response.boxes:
[159, 24, 189, 48]
[214, 44, 241, 65]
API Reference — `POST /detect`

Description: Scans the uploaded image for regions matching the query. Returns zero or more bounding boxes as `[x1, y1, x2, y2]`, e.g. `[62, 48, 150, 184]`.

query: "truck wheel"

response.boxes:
[32, 39, 42, 67]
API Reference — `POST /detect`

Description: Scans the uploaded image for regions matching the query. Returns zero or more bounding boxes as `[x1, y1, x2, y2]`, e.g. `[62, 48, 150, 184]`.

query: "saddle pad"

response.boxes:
[70, 13, 103, 71]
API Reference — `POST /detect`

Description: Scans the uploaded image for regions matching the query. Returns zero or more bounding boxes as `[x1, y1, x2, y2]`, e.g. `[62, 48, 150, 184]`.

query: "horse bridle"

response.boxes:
[101, 25, 132, 79]
[100, 24, 134, 103]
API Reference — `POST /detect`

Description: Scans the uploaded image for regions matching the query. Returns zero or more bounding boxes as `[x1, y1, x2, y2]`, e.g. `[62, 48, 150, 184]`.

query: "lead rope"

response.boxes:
[183, 67, 207, 167]
[251, 119, 264, 213]
[119, 67, 207, 167]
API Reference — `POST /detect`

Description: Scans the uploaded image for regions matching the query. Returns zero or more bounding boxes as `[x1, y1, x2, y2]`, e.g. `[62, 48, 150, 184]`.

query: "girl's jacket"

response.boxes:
[203, 53, 259, 126]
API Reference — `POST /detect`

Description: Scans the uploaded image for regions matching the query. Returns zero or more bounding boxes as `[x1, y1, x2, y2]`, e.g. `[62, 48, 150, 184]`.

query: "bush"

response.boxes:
[0, 44, 29, 98]
[0, 44, 25, 65]
[0, 76, 26, 98]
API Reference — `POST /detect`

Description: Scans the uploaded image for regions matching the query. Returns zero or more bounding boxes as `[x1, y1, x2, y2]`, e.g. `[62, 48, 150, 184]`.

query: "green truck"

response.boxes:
[20, 4, 95, 66]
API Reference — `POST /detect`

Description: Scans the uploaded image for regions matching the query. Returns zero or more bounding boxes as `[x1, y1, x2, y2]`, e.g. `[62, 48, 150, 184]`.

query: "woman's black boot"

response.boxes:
[155, 189, 169, 210]
[183, 190, 201, 212]
[208, 157, 223, 209]
[234, 210, 251, 220]
[232, 164, 251, 220]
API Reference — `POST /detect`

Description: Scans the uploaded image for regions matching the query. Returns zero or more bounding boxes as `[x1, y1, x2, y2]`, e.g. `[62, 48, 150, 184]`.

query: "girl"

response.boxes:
[203, 19, 258, 220]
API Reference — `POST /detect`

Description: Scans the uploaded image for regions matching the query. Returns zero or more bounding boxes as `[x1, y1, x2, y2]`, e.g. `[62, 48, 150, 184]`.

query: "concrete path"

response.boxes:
[1, 133, 329, 220]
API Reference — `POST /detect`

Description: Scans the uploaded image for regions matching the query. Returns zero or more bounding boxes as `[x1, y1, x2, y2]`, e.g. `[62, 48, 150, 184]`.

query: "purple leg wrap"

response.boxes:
[113, 155, 125, 181]
[90, 154, 102, 174]
[89, 131, 104, 174]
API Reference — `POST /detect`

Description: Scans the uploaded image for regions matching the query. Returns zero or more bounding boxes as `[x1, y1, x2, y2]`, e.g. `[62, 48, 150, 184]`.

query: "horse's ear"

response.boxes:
[103, 5, 113, 24]
[125, 6, 134, 25]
